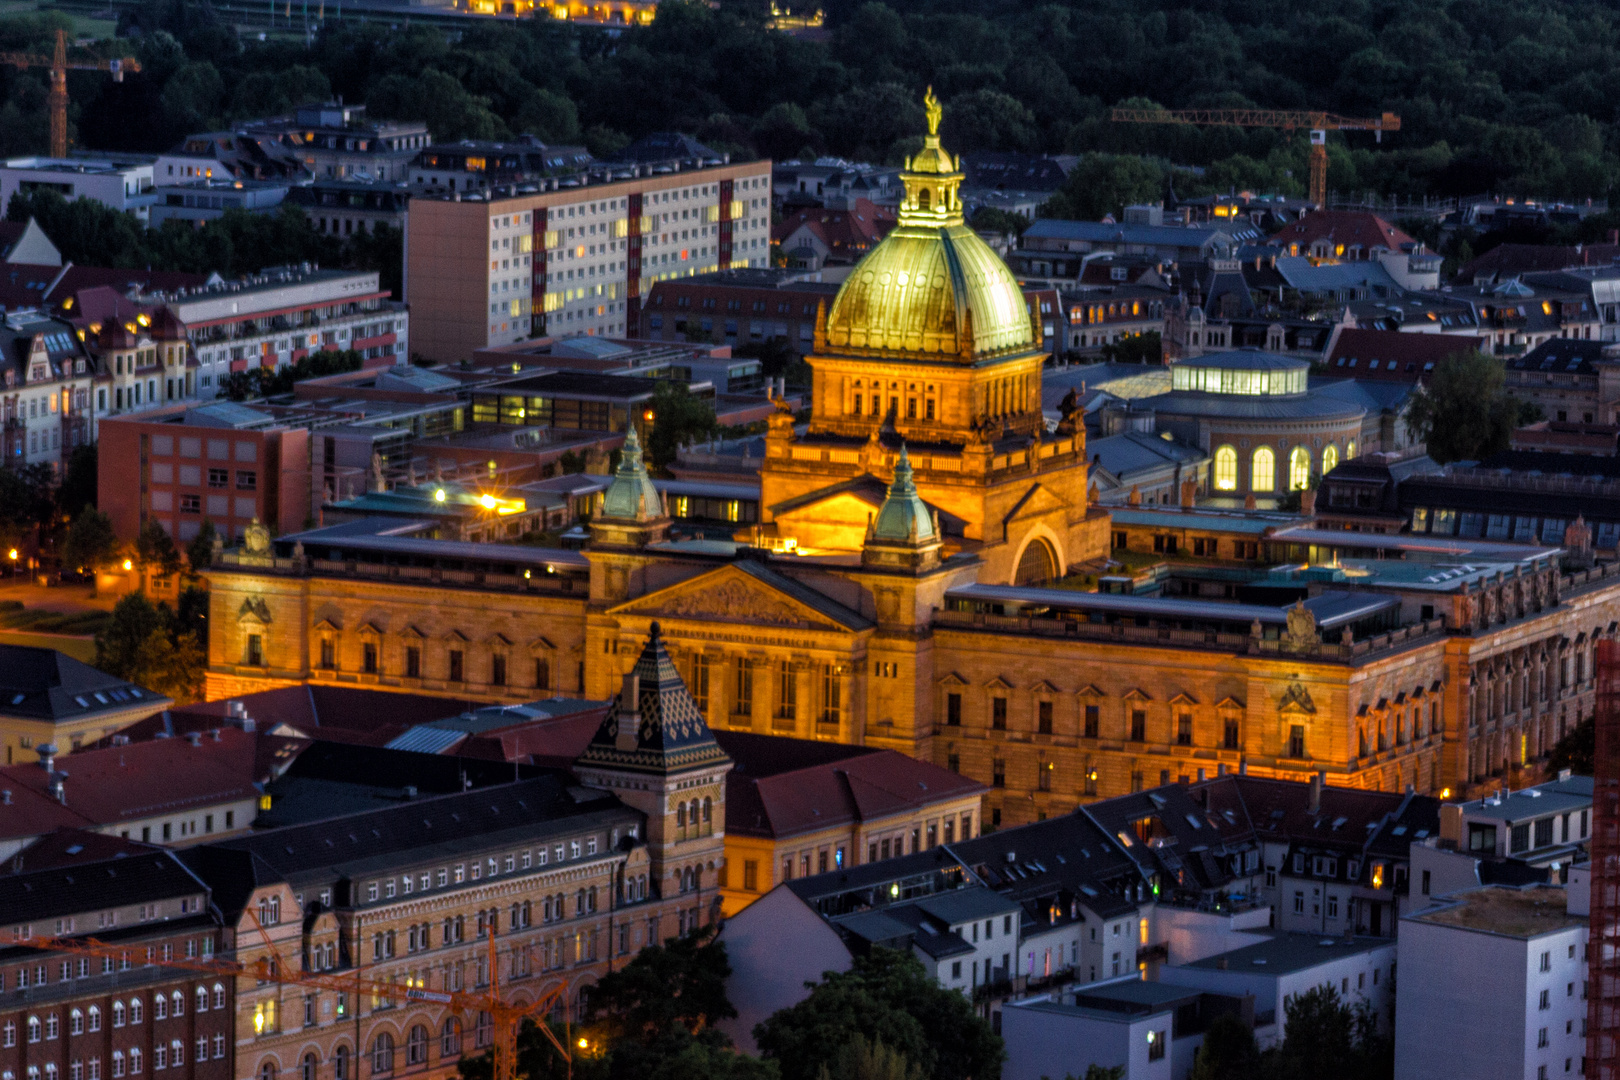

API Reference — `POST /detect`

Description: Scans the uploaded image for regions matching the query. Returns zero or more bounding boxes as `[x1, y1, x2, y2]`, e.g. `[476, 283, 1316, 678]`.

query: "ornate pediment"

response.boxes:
[610, 564, 859, 632]
[1003, 482, 1068, 526]
[1279, 682, 1317, 715]
[238, 596, 272, 625]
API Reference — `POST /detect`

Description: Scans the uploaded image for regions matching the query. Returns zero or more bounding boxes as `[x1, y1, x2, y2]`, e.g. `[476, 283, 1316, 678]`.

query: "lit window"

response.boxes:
[1251, 446, 1276, 493]
[1213, 445, 1237, 491]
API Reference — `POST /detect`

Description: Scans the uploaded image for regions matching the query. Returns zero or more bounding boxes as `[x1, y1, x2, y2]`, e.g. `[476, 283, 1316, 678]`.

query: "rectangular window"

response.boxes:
[1176, 713, 1192, 745]
[1288, 724, 1306, 758]
[742, 860, 757, 891]
[1130, 709, 1146, 741]
[992, 758, 1005, 788]
[693, 655, 709, 716]
[947, 693, 962, 726]
[776, 661, 796, 720]
[491, 654, 507, 686]
[1038, 701, 1053, 735]
[992, 697, 1007, 730]
[734, 658, 753, 715]
[1084, 704, 1099, 738]
[449, 650, 464, 682]
[362, 642, 378, 675]
[406, 646, 421, 678]
[534, 655, 550, 690]
[1224, 717, 1239, 749]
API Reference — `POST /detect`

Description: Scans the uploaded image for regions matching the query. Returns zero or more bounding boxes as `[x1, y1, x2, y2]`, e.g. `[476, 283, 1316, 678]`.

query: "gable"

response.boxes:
[1003, 482, 1068, 526]
[608, 563, 866, 632]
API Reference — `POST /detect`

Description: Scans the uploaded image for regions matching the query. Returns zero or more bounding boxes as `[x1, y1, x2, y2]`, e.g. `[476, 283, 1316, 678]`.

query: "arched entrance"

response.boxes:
[1014, 537, 1058, 586]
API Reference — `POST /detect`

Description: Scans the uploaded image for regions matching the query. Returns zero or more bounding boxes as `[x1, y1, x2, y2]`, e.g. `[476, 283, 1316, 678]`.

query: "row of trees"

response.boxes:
[0, 0, 1614, 212]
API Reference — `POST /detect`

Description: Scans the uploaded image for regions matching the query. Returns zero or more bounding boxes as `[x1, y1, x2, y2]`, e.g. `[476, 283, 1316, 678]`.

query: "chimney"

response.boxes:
[615, 672, 641, 753]
[210, 728, 222, 742]
[1308, 770, 1324, 815]
[1300, 487, 1318, 516]
[1, 790, 10, 805]
[36, 743, 56, 775]
[186, 731, 202, 747]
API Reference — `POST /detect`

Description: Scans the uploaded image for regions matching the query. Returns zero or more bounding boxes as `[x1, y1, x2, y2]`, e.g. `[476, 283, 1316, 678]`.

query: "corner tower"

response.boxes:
[758, 88, 1108, 584]
[573, 622, 732, 929]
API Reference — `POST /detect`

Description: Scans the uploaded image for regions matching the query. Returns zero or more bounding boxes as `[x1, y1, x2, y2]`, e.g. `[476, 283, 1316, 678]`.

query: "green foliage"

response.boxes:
[968, 207, 1030, 238]
[1098, 331, 1162, 365]
[1550, 714, 1595, 776]
[0, 464, 57, 538]
[1042, 1069, 1124, 1080]
[136, 519, 184, 579]
[93, 592, 206, 704]
[1404, 351, 1528, 463]
[62, 509, 121, 574]
[186, 520, 218, 574]
[1265, 985, 1392, 1080]
[816, 1036, 924, 1080]
[754, 950, 1004, 1080]
[1042, 154, 1165, 222]
[645, 381, 720, 476]
[57, 444, 99, 521]
[1188, 1013, 1258, 1080]
[219, 348, 365, 401]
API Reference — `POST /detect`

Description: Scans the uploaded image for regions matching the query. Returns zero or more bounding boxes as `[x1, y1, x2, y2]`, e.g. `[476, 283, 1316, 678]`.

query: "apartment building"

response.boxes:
[0, 646, 169, 773]
[0, 842, 235, 1080]
[0, 158, 156, 221]
[639, 267, 840, 355]
[239, 103, 430, 182]
[96, 403, 311, 543]
[406, 156, 773, 361]
[0, 308, 99, 469]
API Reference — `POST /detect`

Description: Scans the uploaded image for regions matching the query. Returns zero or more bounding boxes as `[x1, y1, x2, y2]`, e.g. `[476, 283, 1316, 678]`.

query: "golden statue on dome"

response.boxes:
[924, 85, 942, 137]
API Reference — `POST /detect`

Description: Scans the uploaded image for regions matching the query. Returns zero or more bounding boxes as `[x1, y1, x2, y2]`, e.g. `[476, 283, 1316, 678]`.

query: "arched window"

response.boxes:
[196, 988, 208, 1013]
[1346, 439, 1357, 460]
[332, 1047, 349, 1080]
[70, 1010, 83, 1035]
[1251, 446, 1276, 493]
[441, 1019, 462, 1059]
[371, 1034, 394, 1075]
[1014, 537, 1058, 586]
[170, 1040, 183, 1067]
[702, 797, 712, 823]
[1288, 446, 1311, 491]
[406, 1027, 428, 1066]
[676, 803, 686, 827]
[27, 1016, 40, 1043]
[128, 1051, 140, 1076]
[171, 991, 184, 1017]
[301, 1054, 316, 1080]
[87, 1007, 100, 1033]
[259, 1063, 277, 1080]
[1322, 444, 1339, 475]
[112, 1003, 125, 1028]
[1213, 445, 1237, 491]
[213, 984, 226, 1010]
[475, 1013, 493, 1050]
[153, 995, 166, 1021]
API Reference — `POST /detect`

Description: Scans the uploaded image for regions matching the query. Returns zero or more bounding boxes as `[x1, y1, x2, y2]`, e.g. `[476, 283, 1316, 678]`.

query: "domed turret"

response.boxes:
[863, 443, 942, 572]
[821, 87, 1035, 361]
[600, 424, 663, 522]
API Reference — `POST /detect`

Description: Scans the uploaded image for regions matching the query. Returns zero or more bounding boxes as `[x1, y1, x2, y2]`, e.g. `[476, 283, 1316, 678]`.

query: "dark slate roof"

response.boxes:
[952, 811, 1143, 920]
[0, 847, 207, 925]
[610, 132, 721, 165]
[0, 645, 167, 723]
[576, 623, 731, 777]
[961, 152, 1073, 193]
[1083, 784, 1260, 898]
[203, 774, 628, 898]
[1505, 337, 1609, 375]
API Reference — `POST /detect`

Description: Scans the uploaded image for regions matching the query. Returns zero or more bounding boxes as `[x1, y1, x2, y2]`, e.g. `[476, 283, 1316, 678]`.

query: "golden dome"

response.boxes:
[821, 88, 1036, 361]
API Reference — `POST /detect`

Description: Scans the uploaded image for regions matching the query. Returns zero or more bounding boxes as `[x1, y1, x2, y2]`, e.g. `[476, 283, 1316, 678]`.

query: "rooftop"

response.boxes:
[1181, 932, 1391, 974]
[1408, 885, 1584, 937]
[0, 645, 168, 723]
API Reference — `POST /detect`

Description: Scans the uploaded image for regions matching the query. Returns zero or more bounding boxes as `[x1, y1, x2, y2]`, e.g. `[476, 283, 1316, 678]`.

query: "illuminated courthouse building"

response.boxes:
[206, 99, 1620, 843]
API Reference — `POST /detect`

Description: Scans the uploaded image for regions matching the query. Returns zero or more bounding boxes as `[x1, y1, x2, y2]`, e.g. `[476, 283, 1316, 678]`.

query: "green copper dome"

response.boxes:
[870, 444, 937, 544]
[600, 425, 664, 522]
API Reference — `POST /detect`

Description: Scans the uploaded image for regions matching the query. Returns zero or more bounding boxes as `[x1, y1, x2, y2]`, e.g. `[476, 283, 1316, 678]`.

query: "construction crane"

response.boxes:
[1107, 107, 1401, 209]
[6, 916, 575, 1080]
[0, 29, 140, 160]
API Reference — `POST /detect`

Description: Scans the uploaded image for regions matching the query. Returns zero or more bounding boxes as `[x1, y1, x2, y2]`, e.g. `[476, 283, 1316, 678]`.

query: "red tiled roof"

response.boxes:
[0, 727, 291, 843]
[772, 198, 897, 259]
[1268, 211, 1416, 254]
[1458, 243, 1620, 282]
[12, 827, 158, 869]
[1325, 328, 1487, 382]
[719, 731, 985, 839]
[49, 266, 213, 306]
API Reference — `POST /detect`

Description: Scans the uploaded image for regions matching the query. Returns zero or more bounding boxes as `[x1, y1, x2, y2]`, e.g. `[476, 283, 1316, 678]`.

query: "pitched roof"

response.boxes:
[0, 645, 168, 724]
[576, 623, 731, 777]
[1325, 328, 1487, 382]
[1458, 242, 1620, 283]
[718, 731, 983, 840]
[0, 845, 207, 926]
[1505, 336, 1610, 375]
[772, 199, 896, 259]
[1267, 211, 1416, 253]
[11, 827, 158, 870]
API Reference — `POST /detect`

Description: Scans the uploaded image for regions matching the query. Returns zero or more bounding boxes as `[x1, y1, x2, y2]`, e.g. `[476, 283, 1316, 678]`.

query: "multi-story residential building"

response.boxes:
[1395, 884, 1588, 1080]
[76, 288, 193, 415]
[239, 103, 430, 183]
[284, 180, 410, 238]
[639, 267, 841, 355]
[0, 158, 156, 221]
[148, 180, 289, 229]
[408, 140, 593, 194]
[1410, 773, 1592, 900]
[96, 403, 312, 544]
[156, 133, 308, 184]
[716, 730, 984, 916]
[0, 307, 99, 469]
[405, 152, 772, 360]
[0, 842, 235, 1080]
[0, 645, 169, 771]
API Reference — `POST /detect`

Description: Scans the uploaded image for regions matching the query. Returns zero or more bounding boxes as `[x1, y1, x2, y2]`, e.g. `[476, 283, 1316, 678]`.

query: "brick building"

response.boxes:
[638, 268, 839, 355]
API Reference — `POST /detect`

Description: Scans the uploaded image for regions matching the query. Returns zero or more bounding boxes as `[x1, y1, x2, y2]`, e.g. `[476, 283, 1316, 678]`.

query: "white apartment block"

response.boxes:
[1396, 884, 1587, 1080]
[0, 156, 156, 221]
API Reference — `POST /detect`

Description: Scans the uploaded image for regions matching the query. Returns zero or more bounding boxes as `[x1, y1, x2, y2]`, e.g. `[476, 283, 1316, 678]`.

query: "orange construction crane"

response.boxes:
[1107, 107, 1401, 209]
[6, 917, 574, 1080]
[0, 29, 140, 159]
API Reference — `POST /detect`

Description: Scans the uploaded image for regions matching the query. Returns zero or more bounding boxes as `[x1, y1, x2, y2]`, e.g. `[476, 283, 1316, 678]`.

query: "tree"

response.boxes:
[1550, 714, 1595, 775]
[1403, 350, 1526, 463]
[1041, 154, 1165, 222]
[1098, 331, 1162, 365]
[0, 463, 56, 540]
[754, 950, 1003, 1080]
[61, 508, 121, 574]
[93, 592, 205, 704]
[1188, 1012, 1258, 1080]
[136, 519, 184, 580]
[1264, 985, 1390, 1080]
[644, 381, 720, 476]
[816, 1036, 923, 1080]
[942, 89, 1037, 154]
[57, 443, 98, 520]
[187, 520, 218, 574]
